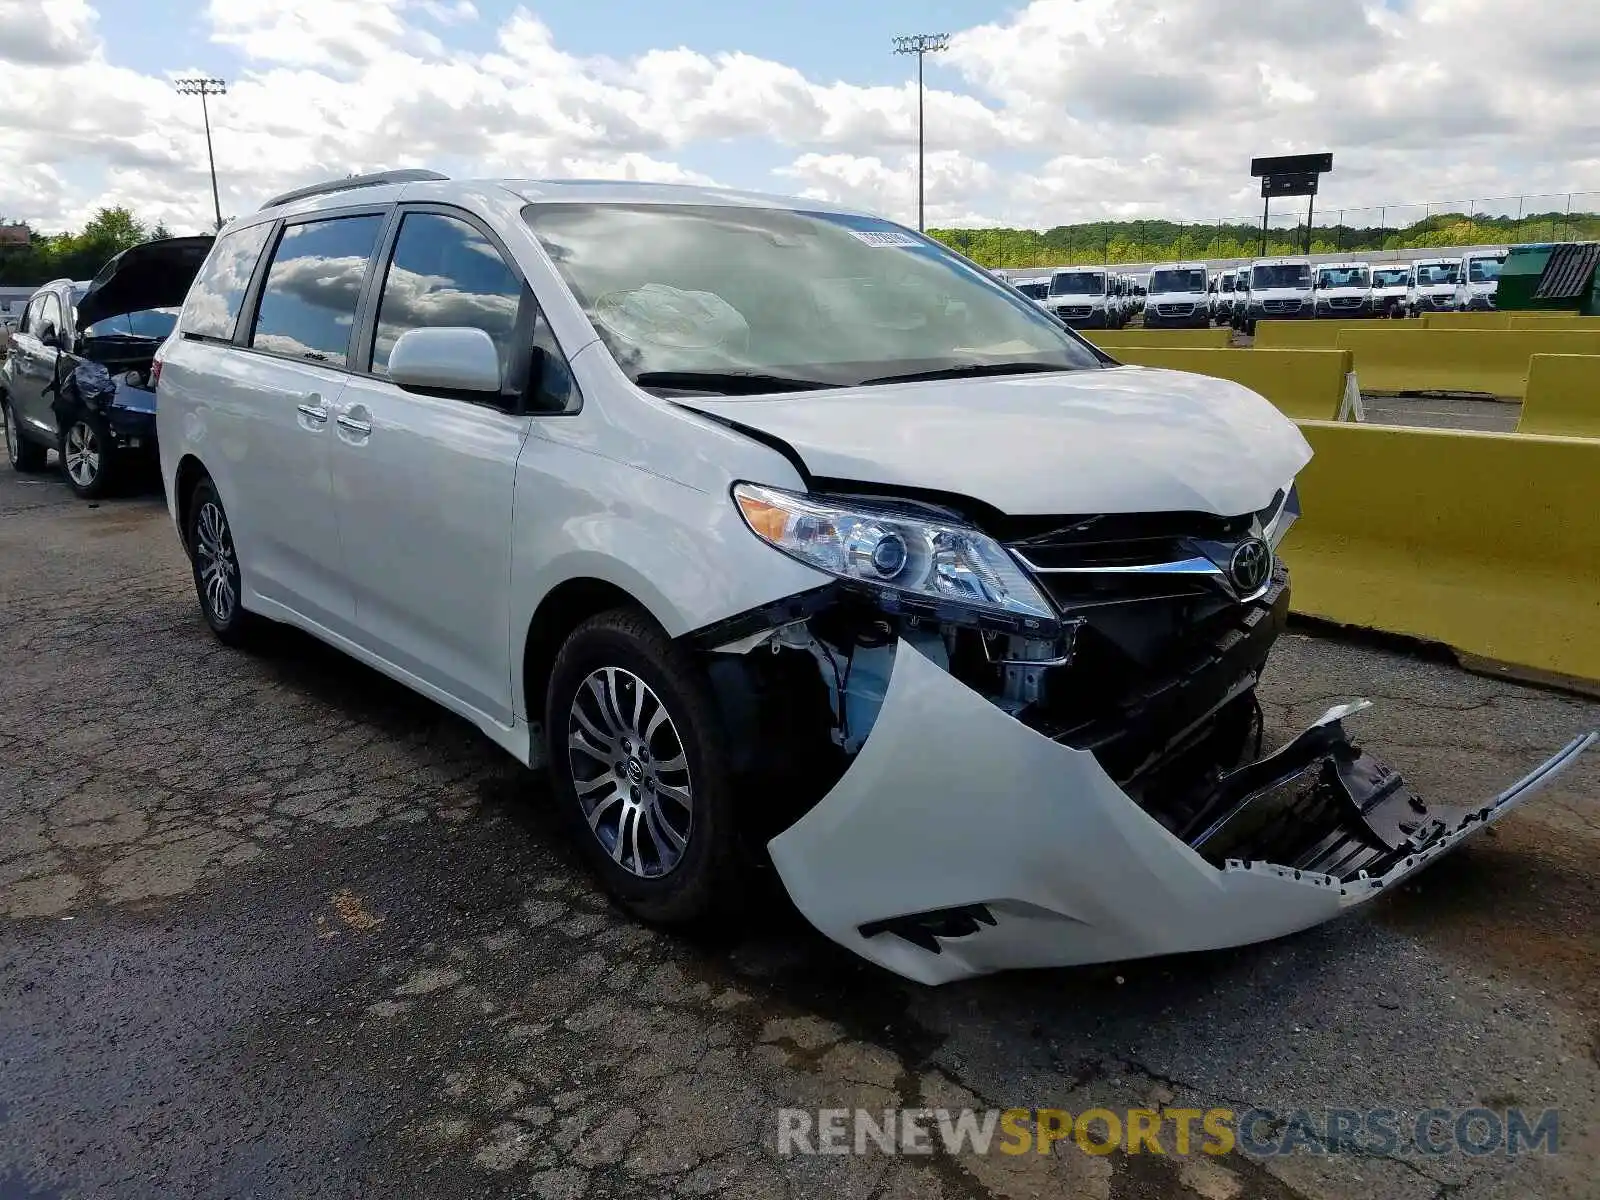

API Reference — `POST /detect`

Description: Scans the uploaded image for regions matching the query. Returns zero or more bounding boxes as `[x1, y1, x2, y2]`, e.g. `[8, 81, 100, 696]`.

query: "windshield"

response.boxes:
[1415, 263, 1459, 286]
[1220, 275, 1236, 292]
[1468, 257, 1504, 283]
[1149, 269, 1207, 294]
[1251, 264, 1312, 289]
[1317, 267, 1370, 289]
[1015, 281, 1049, 300]
[1049, 271, 1106, 296]
[1373, 268, 1410, 287]
[82, 308, 179, 339]
[522, 203, 1102, 388]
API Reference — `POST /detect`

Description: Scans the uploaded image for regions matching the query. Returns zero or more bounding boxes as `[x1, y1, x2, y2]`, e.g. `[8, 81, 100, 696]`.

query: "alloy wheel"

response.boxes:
[195, 499, 239, 625]
[566, 666, 694, 878]
[64, 421, 100, 487]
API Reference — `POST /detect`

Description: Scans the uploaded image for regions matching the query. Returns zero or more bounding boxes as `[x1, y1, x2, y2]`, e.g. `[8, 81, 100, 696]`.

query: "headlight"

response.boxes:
[732, 483, 1054, 622]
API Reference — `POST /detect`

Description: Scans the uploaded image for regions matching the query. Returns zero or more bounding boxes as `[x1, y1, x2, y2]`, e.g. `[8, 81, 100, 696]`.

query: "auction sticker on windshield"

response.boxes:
[850, 230, 922, 248]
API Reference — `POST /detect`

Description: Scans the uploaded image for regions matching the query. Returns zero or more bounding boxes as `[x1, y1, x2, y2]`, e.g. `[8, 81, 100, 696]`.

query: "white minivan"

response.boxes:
[153, 170, 1592, 985]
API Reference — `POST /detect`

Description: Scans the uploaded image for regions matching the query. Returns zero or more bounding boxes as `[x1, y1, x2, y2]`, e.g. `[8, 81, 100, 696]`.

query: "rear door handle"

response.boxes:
[336, 414, 371, 435]
[297, 402, 328, 423]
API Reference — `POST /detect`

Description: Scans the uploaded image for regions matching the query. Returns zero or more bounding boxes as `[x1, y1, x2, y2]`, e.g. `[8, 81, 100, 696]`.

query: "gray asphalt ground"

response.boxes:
[1359, 395, 1520, 433]
[2, 460, 1597, 1200]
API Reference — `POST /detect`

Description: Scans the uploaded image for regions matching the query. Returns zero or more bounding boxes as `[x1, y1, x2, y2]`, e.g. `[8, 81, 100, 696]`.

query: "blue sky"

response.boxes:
[4, 0, 1597, 234]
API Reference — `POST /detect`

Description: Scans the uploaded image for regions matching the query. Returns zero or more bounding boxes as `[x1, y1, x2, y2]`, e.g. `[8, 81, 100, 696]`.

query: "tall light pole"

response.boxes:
[893, 33, 949, 231]
[175, 77, 227, 232]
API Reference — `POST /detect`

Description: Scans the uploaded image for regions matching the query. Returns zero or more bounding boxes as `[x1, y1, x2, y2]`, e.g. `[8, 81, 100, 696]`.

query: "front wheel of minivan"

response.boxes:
[546, 608, 745, 926]
[187, 477, 260, 647]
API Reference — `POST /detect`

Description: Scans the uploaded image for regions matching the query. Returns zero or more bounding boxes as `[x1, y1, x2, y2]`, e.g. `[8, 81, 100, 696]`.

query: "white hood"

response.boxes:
[677, 366, 1311, 518]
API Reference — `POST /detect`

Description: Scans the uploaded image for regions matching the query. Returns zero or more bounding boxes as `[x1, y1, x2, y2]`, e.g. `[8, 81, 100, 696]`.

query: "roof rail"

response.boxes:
[259, 169, 449, 212]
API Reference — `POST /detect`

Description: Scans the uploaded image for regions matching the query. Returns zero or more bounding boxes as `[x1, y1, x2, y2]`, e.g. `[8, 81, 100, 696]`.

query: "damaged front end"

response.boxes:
[698, 486, 1596, 985]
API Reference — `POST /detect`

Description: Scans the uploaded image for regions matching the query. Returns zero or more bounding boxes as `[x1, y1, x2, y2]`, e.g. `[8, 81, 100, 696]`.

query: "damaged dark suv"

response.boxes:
[156, 174, 1595, 985]
[2, 236, 212, 497]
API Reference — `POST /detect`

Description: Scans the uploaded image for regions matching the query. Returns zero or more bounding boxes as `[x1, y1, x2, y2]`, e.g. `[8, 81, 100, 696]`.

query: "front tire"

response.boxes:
[546, 608, 744, 926]
[60, 414, 115, 498]
[3, 396, 49, 473]
[186, 477, 259, 646]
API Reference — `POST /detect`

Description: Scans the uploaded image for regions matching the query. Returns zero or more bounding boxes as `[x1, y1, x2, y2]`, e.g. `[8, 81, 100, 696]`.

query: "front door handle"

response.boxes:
[336, 414, 372, 435]
[296, 402, 329, 424]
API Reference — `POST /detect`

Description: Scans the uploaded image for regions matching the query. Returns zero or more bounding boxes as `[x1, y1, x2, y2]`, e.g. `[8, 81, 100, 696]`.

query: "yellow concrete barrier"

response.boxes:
[1253, 320, 1386, 349]
[1283, 421, 1600, 681]
[1518, 354, 1600, 438]
[1085, 326, 1231, 349]
[1422, 312, 1590, 330]
[1334, 327, 1600, 398]
[1508, 314, 1599, 329]
[1108, 346, 1350, 421]
[1421, 312, 1511, 330]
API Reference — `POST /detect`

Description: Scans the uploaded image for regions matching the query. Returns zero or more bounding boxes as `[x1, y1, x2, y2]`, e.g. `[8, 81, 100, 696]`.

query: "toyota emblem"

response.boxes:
[1228, 537, 1272, 595]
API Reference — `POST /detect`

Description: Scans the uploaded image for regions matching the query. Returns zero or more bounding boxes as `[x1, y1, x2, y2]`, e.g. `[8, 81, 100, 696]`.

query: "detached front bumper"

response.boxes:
[768, 639, 1595, 985]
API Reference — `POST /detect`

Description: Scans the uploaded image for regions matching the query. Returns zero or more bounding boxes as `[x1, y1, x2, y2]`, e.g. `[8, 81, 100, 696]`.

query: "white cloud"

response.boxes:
[2, 0, 1599, 237]
[0, 0, 99, 66]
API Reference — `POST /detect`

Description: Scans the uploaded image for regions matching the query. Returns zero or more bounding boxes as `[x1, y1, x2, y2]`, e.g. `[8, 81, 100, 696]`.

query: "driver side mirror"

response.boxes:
[388, 327, 502, 396]
[38, 325, 63, 351]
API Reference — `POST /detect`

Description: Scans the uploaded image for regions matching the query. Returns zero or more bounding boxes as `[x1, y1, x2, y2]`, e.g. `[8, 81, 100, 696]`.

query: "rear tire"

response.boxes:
[186, 477, 261, 646]
[546, 608, 745, 926]
[3, 397, 48, 473]
[60, 414, 116, 498]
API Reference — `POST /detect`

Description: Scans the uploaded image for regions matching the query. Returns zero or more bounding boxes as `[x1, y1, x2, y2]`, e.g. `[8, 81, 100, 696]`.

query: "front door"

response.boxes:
[330, 208, 536, 725]
[9, 292, 64, 440]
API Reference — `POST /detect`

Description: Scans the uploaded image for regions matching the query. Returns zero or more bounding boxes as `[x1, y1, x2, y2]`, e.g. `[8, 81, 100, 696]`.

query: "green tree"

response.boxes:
[0, 206, 162, 286]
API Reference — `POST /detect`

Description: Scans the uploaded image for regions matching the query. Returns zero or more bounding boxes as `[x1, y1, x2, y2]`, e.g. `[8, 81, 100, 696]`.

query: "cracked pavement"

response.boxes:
[1, 464, 1597, 1199]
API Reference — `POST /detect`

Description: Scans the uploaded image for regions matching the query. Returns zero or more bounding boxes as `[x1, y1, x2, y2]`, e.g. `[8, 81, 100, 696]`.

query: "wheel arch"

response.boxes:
[172, 453, 211, 551]
[520, 576, 669, 731]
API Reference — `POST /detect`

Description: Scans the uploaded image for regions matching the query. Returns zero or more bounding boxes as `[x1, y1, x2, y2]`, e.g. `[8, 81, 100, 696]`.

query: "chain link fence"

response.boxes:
[934, 192, 1600, 270]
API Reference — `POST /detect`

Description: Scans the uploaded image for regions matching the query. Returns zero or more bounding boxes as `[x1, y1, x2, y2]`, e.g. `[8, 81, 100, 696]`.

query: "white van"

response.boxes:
[1209, 270, 1238, 325]
[1236, 258, 1313, 333]
[1010, 274, 1052, 310]
[1143, 263, 1211, 329]
[1409, 258, 1460, 316]
[1456, 250, 1506, 311]
[1369, 264, 1412, 318]
[145, 169, 1593, 985]
[1311, 261, 1373, 319]
[1046, 267, 1114, 328]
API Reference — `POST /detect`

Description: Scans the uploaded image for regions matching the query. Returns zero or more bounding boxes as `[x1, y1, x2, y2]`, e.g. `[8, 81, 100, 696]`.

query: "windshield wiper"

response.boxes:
[632, 370, 838, 395]
[858, 362, 1072, 386]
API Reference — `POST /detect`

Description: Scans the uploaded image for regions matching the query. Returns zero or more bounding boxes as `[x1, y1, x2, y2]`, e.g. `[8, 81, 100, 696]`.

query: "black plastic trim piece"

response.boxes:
[859, 904, 997, 954]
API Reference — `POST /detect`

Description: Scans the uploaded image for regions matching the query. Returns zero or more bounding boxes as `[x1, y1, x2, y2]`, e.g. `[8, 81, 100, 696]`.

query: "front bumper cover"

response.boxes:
[768, 639, 1595, 985]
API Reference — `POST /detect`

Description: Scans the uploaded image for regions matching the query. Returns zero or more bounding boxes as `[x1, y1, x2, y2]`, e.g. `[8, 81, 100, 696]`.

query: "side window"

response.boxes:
[182, 222, 273, 340]
[250, 214, 384, 364]
[371, 212, 523, 384]
[37, 293, 63, 342]
[531, 310, 578, 414]
[18, 295, 41, 335]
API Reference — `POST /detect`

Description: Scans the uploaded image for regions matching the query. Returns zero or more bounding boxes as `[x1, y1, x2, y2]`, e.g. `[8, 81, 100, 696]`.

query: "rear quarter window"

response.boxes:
[180, 222, 273, 340]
